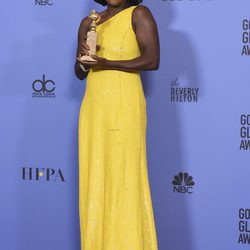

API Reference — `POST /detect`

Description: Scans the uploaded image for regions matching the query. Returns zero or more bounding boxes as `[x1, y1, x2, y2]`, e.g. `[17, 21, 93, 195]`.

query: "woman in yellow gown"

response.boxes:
[75, 0, 160, 249]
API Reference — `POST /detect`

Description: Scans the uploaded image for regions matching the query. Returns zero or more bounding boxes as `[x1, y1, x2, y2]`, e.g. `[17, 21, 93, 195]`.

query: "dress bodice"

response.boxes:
[95, 5, 141, 61]
[85, 5, 143, 103]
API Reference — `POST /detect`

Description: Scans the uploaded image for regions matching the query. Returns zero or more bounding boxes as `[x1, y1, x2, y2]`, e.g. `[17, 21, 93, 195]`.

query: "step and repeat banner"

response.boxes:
[1, 0, 250, 249]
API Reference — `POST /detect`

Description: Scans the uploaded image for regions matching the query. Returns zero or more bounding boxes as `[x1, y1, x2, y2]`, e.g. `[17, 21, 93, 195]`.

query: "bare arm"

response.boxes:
[106, 5, 160, 71]
[74, 17, 92, 80]
[86, 5, 160, 72]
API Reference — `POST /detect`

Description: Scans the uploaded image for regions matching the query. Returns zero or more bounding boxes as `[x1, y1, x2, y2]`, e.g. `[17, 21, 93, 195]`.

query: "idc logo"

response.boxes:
[21, 167, 65, 182]
[32, 74, 56, 98]
[35, 0, 53, 6]
[172, 172, 195, 194]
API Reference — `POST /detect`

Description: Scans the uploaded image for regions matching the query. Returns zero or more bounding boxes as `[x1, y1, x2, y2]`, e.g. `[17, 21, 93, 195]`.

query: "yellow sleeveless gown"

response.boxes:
[78, 5, 158, 250]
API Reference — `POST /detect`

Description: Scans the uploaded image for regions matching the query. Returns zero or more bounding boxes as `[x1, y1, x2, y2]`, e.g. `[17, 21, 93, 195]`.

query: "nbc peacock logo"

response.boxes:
[172, 172, 195, 194]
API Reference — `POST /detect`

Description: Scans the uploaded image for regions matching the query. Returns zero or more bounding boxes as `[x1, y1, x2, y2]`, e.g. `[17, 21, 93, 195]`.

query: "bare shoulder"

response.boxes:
[132, 4, 154, 20]
[79, 15, 92, 30]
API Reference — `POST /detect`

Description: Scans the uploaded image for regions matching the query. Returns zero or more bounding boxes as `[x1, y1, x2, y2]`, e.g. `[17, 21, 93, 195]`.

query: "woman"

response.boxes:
[75, 0, 160, 249]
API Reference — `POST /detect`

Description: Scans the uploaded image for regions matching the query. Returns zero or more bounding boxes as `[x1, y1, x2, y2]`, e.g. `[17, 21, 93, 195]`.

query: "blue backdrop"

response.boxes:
[1, 0, 250, 249]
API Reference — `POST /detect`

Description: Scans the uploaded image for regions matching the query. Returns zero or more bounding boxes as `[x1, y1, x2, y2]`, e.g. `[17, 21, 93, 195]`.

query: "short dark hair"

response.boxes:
[94, 0, 143, 6]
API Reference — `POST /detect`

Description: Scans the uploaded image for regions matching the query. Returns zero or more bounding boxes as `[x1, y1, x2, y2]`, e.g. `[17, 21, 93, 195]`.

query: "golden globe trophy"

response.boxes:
[80, 10, 101, 62]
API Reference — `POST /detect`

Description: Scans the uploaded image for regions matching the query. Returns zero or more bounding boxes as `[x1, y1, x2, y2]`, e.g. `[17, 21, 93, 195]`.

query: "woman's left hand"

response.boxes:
[76, 54, 109, 70]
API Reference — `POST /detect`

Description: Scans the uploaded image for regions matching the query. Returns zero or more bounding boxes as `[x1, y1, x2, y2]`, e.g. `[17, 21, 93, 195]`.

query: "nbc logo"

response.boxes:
[35, 0, 53, 6]
[172, 172, 195, 194]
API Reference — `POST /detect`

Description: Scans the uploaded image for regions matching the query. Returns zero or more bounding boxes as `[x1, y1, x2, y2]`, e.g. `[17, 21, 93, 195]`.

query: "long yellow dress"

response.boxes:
[78, 5, 158, 250]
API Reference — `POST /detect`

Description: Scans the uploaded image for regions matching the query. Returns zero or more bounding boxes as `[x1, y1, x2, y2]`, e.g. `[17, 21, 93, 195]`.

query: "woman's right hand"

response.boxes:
[79, 36, 90, 56]
[77, 41, 101, 67]
[76, 36, 91, 70]
[79, 37, 101, 58]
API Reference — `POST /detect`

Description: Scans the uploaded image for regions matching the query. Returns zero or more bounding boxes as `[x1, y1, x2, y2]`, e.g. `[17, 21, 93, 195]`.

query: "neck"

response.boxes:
[106, 3, 130, 15]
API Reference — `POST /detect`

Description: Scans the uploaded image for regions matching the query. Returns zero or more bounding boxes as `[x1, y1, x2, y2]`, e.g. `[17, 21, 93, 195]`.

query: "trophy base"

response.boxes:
[80, 55, 97, 62]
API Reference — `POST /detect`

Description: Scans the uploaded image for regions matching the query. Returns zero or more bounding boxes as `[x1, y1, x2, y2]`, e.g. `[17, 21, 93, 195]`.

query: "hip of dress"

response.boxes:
[82, 69, 146, 112]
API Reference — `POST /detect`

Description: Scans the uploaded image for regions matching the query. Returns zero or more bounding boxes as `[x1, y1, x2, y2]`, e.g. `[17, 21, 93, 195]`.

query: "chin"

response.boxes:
[106, 0, 123, 6]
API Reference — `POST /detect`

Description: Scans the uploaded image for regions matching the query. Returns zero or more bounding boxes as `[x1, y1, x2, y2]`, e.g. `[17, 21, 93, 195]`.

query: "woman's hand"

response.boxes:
[79, 36, 90, 56]
[76, 37, 104, 66]
[76, 46, 109, 70]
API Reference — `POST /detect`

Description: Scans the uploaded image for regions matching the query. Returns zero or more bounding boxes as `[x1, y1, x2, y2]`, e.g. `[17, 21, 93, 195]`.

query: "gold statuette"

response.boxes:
[80, 10, 101, 62]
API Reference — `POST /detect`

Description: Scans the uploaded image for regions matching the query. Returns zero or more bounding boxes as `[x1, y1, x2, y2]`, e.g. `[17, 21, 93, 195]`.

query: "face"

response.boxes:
[105, 0, 127, 7]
